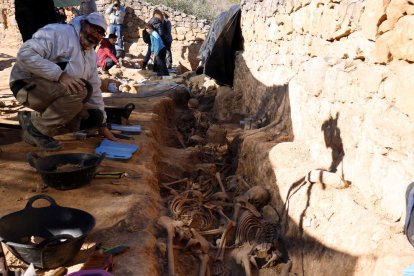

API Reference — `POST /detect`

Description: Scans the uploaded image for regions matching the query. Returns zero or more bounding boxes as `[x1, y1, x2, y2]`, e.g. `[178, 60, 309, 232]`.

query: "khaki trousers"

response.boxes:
[15, 77, 88, 137]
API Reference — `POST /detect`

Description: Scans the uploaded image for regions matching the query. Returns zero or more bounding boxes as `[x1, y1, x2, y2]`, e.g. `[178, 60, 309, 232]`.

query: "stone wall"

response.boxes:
[233, 0, 414, 274]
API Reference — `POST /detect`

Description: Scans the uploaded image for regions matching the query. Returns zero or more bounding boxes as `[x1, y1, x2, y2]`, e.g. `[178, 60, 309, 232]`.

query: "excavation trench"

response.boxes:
[152, 92, 291, 276]
[0, 49, 289, 275]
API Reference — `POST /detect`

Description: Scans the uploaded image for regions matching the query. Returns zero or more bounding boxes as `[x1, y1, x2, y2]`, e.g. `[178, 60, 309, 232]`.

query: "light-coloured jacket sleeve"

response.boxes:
[105, 4, 114, 14]
[16, 29, 64, 82]
[107, 5, 126, 24]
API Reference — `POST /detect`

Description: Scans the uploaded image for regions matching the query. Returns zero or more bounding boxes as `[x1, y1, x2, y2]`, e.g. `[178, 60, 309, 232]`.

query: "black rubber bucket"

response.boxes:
[105, 103, 135, 124]
[0, 195, 95, 269]
[27, 152, 105, 190]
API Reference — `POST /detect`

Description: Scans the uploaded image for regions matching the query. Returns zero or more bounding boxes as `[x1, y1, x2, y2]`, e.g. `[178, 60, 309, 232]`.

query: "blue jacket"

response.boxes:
[150, 30, 165, 56]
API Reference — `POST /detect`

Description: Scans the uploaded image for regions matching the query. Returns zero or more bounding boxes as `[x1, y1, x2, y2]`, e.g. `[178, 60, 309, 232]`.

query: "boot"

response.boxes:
[22, 123, 63, 151]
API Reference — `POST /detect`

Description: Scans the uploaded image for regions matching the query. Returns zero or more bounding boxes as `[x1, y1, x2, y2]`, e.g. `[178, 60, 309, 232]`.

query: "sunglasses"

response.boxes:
[86, 22, 106, 37]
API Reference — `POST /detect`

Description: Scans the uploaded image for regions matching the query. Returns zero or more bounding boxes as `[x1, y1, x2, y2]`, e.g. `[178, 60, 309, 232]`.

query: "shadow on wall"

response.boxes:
[234, 56, 358, 275]
[321, 112, 344, 176]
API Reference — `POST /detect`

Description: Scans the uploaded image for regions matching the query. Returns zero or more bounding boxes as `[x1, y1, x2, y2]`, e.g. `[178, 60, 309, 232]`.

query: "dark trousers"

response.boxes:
[104, 58, 116, 71]
[165, 41, 172, 69]
[109, 24, 123, 49]
[143, 43, 151, 66]
[154, 48, 169, 76]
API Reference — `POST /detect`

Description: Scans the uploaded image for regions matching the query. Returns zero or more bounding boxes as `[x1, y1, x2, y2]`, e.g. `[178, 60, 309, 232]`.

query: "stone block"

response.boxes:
[373, 31, 393, 64]
[383, 61, 414, 119]
[389, 15, 414, 62]
[297, 57, 328, 97]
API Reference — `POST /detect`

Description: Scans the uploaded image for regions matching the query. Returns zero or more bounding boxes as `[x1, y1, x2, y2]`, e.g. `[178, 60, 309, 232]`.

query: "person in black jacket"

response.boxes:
[142, 28, 151, 70]
[163, 12, 173, 69]
[147, 9, 173, 70]
[15, 0, 57, 41]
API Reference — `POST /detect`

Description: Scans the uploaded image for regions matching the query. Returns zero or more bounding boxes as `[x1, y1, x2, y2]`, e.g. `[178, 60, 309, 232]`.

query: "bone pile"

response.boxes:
[158, 176, 294, 276]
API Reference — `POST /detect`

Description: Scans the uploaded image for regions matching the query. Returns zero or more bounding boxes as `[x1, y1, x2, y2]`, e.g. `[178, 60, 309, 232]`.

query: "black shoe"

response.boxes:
[22, 125, 63, 151]
[17, 111, 31, 131]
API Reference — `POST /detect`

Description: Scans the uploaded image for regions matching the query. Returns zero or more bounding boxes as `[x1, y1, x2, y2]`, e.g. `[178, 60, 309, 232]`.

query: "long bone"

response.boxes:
[230, 243, 254, 276]
[183, 228, 211, 276]
[157, 216, 184, 276]
[214, 220, 236, 261]
[215, 172, 227, 194]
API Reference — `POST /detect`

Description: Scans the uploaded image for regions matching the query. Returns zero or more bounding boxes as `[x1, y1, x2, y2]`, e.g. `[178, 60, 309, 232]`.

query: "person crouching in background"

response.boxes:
[97, 33, 120, 75]
[146, 23, 169, 76]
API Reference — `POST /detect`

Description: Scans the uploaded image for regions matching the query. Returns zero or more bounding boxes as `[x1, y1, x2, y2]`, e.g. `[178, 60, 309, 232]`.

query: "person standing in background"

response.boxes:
[142, 28, 152, 70]
[79, 0, 97, 16]
[146, 23, 168, 76]
[163, 12, 173, 69]
[106, 0, 126, 49]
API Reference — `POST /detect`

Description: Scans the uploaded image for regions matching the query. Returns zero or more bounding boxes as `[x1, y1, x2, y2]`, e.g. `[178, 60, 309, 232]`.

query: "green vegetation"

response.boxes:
[144, 0, 239, 21]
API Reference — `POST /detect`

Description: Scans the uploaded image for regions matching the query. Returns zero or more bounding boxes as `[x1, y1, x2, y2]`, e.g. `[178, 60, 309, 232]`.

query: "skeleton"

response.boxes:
[157, 216, 184, 276]
[229, 186, 283, 275]
[160, 172, 287, 276]
[250, 221, 282, 269]
[169, 190, 216, 231]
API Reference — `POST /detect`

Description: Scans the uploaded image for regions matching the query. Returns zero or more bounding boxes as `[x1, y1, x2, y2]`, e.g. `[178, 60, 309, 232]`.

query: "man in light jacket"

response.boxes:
[106, 0, 126, 49]
[9, 12, 115, 151]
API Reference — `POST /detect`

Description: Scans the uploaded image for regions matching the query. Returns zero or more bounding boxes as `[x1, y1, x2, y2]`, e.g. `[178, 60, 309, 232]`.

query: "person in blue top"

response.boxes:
[146, 23, 169, 76]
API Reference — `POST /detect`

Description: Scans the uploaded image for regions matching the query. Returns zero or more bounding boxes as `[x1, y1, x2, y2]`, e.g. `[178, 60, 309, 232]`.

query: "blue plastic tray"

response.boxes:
[96, 139, 139, 160]
[110, 124, 141, 134]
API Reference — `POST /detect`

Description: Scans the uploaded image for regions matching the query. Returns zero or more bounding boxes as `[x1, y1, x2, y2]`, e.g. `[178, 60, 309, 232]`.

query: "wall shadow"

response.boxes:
[232, 55, 358, 275]
[321, 112, 344, 175]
